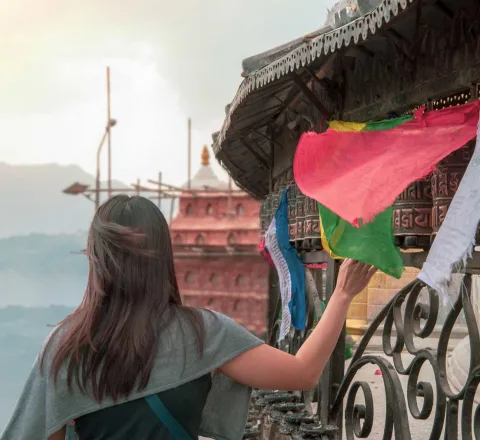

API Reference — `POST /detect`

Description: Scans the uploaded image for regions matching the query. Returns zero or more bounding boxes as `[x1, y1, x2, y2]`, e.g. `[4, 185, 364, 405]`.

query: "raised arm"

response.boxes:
[219, 259, 376, 391]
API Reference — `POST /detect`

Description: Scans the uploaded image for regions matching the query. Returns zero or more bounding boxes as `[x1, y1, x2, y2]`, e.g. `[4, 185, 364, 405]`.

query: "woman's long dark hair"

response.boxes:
[41, 195, 205, 401]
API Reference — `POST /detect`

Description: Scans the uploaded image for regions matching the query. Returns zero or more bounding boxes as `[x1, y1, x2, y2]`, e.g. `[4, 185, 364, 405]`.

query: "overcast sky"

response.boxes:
[0, 0, 331, 186]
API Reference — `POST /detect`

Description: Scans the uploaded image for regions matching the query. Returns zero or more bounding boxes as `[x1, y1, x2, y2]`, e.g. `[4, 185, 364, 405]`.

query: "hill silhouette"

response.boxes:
[0, 233, 87, 307]
[0, 305, 74, 430]
[0, 162, 171, 238]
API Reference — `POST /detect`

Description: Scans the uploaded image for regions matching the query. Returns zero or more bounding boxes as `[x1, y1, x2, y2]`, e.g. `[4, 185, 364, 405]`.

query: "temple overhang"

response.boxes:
[213, 0, 480, 199]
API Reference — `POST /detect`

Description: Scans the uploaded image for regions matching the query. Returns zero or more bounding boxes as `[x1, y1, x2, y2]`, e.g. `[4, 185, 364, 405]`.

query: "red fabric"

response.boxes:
[305, 263, 327, 269]
[294, 101, 480, 226]
[258, 237, 275, 267]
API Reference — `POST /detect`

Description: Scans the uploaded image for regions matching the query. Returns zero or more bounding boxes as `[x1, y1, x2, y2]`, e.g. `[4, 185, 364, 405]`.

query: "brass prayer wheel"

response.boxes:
[392, 179, 432, 249]
[295, 189, 306, 250]
[303, 196, 321, 250]
[431, 141, 475, 234]
[263, 193, 272, 234]
[260, 196, 268, 237]
[287, 184, 298, 244]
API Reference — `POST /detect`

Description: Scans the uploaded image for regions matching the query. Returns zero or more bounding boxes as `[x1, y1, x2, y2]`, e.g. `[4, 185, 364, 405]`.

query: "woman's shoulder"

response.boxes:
[195, 309, 263, 347]
[37, 323, 64, 364]
[174, 307, 262, 343]
[195, 309, 244, 330]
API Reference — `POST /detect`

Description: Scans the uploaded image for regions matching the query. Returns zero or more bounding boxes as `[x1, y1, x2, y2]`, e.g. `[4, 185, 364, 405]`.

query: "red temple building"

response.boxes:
[170, 146, 268, 335]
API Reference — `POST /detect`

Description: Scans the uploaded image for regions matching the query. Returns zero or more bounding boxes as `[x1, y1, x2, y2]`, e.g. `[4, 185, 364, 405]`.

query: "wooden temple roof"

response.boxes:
[212, 0, 480, 199]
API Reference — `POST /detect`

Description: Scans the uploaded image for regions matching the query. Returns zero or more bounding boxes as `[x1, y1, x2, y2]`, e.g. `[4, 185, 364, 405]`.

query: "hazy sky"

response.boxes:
[0, 0, 330, 186]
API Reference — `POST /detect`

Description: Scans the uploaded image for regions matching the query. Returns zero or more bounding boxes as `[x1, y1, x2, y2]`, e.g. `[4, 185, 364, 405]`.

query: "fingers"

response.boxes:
[341, 259, 377, 279]
[366, 266, 378, 283]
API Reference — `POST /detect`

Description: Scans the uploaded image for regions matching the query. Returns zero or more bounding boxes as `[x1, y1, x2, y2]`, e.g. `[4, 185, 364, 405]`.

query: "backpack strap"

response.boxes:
[144, 394, 193, 440]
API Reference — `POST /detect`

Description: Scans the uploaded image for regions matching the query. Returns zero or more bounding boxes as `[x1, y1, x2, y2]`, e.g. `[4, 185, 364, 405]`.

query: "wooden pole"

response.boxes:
[169, 197, 175, 225]
[95, 131, 108, 210]
[158, 172, 162, 208]
[136, 178, 140, 195]
[107, 66, 112, 200]
[187, 118, 191, 189]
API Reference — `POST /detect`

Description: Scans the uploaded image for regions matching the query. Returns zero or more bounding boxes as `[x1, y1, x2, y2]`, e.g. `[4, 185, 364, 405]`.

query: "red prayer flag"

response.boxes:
[294, 101, 480, 226]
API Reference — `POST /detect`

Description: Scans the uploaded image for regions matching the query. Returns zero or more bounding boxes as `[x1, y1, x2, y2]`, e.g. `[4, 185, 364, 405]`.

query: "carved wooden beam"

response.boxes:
[239, 136, 270, 170]
[233, 104, 283, 126]
[273, 95, 302, 117]
[434, 0, 454, 19]
[251, 128, 284, 150]
[290, 72, 331, 117]
[305, 66, 325, 88]
[239, 82, 293, 109]
[384, 30, 415, 62]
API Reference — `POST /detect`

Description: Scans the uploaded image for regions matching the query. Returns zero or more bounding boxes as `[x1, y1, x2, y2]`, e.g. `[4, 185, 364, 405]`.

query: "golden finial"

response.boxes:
[201, 145, 210, 166]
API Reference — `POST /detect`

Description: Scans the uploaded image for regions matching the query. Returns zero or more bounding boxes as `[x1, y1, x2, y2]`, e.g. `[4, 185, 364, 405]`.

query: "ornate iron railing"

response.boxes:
[246, 268, 480, 439]
[332, 274, 480, 440]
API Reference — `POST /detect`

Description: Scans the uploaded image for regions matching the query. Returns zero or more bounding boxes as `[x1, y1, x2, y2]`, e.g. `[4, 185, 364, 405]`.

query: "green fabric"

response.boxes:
[345, 344, 353, 360]
[362, 115, 414, 132]
[319, 204, 404, 279]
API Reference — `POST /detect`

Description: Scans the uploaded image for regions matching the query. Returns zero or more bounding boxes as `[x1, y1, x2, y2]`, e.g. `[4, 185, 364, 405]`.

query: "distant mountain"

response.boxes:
[0, 162, 172, 238]
[0, 305, 74, 430]
[0, 233, 88, 307]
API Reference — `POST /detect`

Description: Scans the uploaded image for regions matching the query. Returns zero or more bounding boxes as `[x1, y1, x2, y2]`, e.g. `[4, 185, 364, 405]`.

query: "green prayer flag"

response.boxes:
[319, 204, 404, 279]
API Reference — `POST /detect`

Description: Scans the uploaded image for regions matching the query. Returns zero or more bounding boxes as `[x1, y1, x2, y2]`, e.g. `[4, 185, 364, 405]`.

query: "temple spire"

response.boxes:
[201, 145, 210, 166]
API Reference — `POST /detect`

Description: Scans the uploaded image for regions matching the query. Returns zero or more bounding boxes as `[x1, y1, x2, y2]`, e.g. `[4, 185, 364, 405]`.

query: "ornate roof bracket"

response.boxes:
[384, 29, 416, 62]
[290, 73, 332, 118]
[251, 128, 284, 150]
[239, 137, 270, 171]
[273, 94, 303, 117]
[433, 0, 454, 19]
[233, 104, 284, 127]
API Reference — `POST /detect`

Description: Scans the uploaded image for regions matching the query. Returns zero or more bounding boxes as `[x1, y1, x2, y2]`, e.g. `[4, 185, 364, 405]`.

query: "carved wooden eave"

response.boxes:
[213, 0, 480, 199]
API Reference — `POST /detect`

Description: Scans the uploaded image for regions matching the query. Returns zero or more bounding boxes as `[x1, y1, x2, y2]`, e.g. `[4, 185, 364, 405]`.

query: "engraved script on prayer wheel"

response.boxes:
[295, 189, 306, 249]
[260, 197, 267, 237]
[303, 196, 321, 250]
[431, 141, 474, 233]
[287, 184, 297, 243]
[392, 179, 432, 248]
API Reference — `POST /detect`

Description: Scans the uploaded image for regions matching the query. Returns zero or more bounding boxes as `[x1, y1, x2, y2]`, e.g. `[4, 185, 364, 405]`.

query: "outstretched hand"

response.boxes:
[335, 259, 377, 301]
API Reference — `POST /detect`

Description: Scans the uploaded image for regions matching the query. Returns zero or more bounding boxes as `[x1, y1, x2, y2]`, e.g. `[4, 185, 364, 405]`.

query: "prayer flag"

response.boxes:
[265, 190, 306, 341]
[419, 120, 480, 299]
[319, 204, 404, 278]
[294, 101, 480, 226]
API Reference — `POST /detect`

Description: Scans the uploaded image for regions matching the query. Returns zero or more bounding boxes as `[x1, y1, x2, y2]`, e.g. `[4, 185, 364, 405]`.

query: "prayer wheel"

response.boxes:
[392, 179, 432, 249]
[287, 184, 298, 245]
[431, 141, 475, 234]
[303, 196, 321, 250]
[259, 197, 267, 237]
[295, 189, 306, 250]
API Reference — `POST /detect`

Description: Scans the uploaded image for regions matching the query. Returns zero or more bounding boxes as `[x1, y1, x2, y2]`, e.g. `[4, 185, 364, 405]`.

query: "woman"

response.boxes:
[1, 195, 376, 440]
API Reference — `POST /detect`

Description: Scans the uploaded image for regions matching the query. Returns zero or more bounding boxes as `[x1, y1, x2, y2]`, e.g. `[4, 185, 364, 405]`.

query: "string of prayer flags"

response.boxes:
[294, 101, 480, 226]
[265, 190, 306, 341]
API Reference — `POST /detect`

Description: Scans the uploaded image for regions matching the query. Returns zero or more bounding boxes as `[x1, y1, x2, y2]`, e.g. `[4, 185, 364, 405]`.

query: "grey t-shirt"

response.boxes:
[0, 310, 263, 440]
